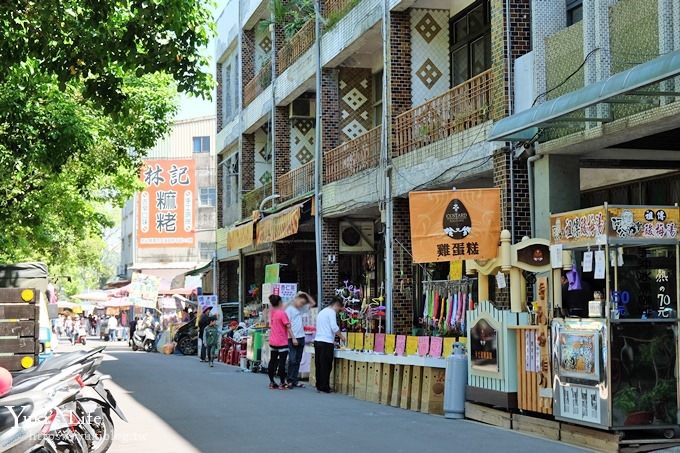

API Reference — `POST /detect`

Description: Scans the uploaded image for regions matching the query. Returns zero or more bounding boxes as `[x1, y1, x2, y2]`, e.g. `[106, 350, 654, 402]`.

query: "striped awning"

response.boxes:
[256, 205, 301, 245]
[227, 221, 254, 251]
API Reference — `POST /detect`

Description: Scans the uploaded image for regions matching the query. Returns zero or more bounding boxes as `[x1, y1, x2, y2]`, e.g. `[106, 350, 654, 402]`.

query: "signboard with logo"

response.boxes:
[469, 317, 498, 373]
[137, 159, 196, 248]
[408, 189, 501, 263]
[607, 206, 679, 241]
[127, 273, 161, 309]
[550, 206, 607, 247]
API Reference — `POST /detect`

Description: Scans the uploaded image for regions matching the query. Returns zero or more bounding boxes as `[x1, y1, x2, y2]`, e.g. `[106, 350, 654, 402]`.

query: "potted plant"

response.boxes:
[613, 386, 653, 426]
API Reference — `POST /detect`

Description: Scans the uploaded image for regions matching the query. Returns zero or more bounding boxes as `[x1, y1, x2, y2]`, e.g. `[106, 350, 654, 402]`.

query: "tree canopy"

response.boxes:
[0, 0, 216, 293]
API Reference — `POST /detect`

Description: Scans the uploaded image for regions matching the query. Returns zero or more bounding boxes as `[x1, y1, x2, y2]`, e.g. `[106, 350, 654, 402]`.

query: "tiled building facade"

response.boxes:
[213, 0, 680, 333]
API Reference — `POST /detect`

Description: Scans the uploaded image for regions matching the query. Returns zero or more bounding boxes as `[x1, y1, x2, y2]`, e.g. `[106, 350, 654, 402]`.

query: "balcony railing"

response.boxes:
[243, 60, 272, 107]
[323, 0, 359, 26]
[393, 69, 493, 158]
[278, 160, 315, 201]
[242, 184, 272, 219]
[277, 20, 315, 74]
[324, 125, 381, 184]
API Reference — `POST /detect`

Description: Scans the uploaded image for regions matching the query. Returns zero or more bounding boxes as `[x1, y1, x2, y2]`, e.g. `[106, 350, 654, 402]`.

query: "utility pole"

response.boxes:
[381, 0, 393, 333]
[313, 0, 324, 304]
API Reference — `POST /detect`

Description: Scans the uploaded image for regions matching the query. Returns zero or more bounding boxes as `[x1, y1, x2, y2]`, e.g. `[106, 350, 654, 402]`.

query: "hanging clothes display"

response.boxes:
[421, 279, 475, 336]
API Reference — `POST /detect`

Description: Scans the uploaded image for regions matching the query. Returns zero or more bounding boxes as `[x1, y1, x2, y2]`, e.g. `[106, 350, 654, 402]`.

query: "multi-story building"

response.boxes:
[120, 116, 217, 285]
[214, 0, 680, 333]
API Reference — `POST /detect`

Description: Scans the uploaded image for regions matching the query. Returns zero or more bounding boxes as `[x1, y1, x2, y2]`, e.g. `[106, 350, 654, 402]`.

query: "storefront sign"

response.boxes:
[558, 383, 601, 424]
[607, 206, 679, 240]
[256, 205, 301, 245]
[550, 207, 606, 246]
[127, 273, 160, 309]
[469, 318, 498, 372]
[557, 330, 600, 382]
[198, 295, 218, 314]
[137, 159, 196, 248]
[408, 189, 501, 263]
[264, 263, 280, 284]
[226, 221, 254, 251]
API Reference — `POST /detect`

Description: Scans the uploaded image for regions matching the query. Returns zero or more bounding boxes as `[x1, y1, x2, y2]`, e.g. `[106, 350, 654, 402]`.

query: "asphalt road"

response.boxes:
[65, 338, 587, 453]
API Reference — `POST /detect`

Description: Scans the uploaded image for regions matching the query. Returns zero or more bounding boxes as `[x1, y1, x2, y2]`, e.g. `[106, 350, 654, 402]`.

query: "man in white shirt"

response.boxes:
[286, 292, 316, 388]
[314, 298, 345, 393]
[107, 315, 118, 342]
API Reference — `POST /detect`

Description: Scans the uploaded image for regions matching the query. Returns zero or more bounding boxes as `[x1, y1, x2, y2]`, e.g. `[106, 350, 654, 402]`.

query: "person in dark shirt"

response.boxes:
[198, 307, 212, 362]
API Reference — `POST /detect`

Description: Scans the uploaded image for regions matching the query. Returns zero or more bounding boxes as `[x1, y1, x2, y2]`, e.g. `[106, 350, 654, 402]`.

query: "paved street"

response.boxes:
[51, 338, 588, 453]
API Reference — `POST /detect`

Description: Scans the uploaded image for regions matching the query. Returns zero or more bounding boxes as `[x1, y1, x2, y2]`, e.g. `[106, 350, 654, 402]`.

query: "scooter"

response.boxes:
[72, 325, 88, 346]
[131, 326, 156, 352]
[14, 347, 126, 453]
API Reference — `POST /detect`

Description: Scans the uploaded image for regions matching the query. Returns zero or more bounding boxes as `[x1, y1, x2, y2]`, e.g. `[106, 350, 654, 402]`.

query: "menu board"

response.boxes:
[557, 330, 600, 382]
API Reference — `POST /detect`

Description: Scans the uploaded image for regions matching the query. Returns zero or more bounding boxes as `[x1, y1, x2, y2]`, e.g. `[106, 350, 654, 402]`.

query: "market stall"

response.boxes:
[549, 204, 679, 434]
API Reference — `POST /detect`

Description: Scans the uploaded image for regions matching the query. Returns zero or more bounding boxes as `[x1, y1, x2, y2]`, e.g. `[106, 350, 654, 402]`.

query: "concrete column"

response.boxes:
[659, 0, 676, 101]
[584, 0, 615, 124]
[531, 0, 567, 103]
[392, 198, 414, 335]
[533, 155, 581, 240]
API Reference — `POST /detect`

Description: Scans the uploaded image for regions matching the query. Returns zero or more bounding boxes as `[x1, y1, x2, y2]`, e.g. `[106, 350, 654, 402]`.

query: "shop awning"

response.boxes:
[227, 221, 254, 251]
[488, 49, 680, 142]
[256, 204, 302, 245]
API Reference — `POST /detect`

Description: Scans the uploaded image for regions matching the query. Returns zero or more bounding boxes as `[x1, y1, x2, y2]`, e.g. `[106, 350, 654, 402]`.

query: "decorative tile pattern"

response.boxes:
[338, 68, 372, 144]
[415, 12, 442, 43]
[416, 58, 443, 89]
[254, 27, 270, 74]
[254, 128, 271, 188]
[290, 118, 315, 169]
[411, 9, 450, 105]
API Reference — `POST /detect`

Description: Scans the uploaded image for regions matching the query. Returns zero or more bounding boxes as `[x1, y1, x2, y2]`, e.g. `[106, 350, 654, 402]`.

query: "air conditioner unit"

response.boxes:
[339, 221, 374, 253]
[289, 99, 315, 118]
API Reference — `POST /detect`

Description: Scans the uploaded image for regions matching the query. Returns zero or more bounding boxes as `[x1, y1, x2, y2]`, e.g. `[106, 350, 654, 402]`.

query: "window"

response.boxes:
[372, 70, 383, 127]
[199, 187, 216, 207]
[567, 0, 583, 26]
[193, 136, 210, 153]
[449, 0, 491, 87]
[199, 242, 214, 260]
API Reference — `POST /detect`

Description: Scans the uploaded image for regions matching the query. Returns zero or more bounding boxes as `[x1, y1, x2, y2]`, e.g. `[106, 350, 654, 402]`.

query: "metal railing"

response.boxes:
[241, 184, 272, 219]
[324, 125, 381, 184]
[393, 69, 493, 157]
[323, 0, 359, 22]
[277, 20, 315, 74]
[278, 160, 315, 201]
[243, 60, 272, 107]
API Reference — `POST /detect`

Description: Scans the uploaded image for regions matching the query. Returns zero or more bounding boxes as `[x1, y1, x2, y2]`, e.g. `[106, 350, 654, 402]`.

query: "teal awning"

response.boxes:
[488, 49, 680, 142]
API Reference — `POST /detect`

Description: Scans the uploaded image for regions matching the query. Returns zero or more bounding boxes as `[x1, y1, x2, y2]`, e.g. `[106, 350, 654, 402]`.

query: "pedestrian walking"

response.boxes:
[198, 307, 212, 362]
[285, 291, 316, 388]
[203, 317, 220, 367]
[107, 315, 118, 342]
[268, 294, 296, 389]
[314, 298, 345, 393]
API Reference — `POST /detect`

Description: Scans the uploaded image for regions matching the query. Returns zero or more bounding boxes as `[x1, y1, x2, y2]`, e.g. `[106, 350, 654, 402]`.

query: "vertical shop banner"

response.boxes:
[128, 273, 161, 309]
[198, 295, 219, 314]
[137, 159, 196, 247]
[408, 189, 501, 263]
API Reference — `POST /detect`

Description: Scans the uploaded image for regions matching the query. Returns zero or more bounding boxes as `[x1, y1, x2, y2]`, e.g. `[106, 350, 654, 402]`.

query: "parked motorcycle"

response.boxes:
[72, 325, 88, 346]
[131, 326, 156, 352]
[10, 347, 126, 453]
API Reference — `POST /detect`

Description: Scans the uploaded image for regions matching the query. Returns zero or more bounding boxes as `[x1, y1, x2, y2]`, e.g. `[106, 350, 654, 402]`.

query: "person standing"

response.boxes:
[198, 307, 212, 362]
[314, 298, 345, 393]
[107, 315, 118, 342]
[285, 291, 316, 388]
[203, 317, 220, 367]
[268, 294, 296, 389]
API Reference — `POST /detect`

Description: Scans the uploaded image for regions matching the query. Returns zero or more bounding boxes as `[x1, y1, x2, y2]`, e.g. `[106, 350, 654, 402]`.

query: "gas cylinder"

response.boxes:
[444, 342, 468, 419]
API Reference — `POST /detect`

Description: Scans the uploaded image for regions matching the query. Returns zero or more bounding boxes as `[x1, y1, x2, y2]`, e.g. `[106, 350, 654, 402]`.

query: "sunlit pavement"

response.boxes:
[56, 337, 586, 453]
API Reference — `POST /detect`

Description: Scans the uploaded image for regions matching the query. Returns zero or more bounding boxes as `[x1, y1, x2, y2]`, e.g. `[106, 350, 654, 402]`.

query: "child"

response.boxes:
[204, 317, 220, 367]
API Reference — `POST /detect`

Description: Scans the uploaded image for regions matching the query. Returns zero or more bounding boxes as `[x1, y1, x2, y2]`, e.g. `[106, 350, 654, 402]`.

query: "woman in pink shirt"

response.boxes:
[268, 294, 297, 389]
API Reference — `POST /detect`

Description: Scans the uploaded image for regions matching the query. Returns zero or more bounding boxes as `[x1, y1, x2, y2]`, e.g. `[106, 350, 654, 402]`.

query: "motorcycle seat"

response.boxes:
[7, 371, 60, 395]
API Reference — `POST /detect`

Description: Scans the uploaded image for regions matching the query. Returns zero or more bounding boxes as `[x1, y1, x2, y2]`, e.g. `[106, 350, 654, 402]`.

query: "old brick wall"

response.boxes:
[216, 62, 223, 132]
[274, 106, 291, 183]
[390, 10, 413, 125]
[321, 218, 339, 305]
[322, 68, 340, 154]
[218, 260, 239, 302]
[241, 133, 255, 193]
[392, 197, 414, 335]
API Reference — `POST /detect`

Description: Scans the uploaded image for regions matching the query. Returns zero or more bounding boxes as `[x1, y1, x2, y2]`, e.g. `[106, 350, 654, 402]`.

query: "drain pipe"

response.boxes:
[527, 154, 543, 239]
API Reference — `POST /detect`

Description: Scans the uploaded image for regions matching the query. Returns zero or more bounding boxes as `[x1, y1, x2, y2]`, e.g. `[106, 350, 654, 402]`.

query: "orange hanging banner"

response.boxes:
[256, 205, 301, 245]
[227, 221, 254, 251]
[408, 188, 501, 263]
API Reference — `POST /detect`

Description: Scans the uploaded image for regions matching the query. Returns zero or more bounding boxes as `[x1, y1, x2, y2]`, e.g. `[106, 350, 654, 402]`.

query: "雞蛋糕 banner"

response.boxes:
[408, 188, 501, 263]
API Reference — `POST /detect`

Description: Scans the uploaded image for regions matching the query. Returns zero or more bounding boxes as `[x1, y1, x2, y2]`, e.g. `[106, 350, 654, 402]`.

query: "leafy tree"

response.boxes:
[0, 0, 215, 111]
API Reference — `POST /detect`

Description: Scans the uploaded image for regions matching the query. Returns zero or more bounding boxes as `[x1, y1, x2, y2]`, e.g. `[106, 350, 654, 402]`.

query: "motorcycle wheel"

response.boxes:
[53, 430, 89, 453]
[178, 336, 197, 355]
[81, 338, 86, 346]
[83, 413, 114, 453]
[143, 340, 154, 352]
[132, 343, 138, 351]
